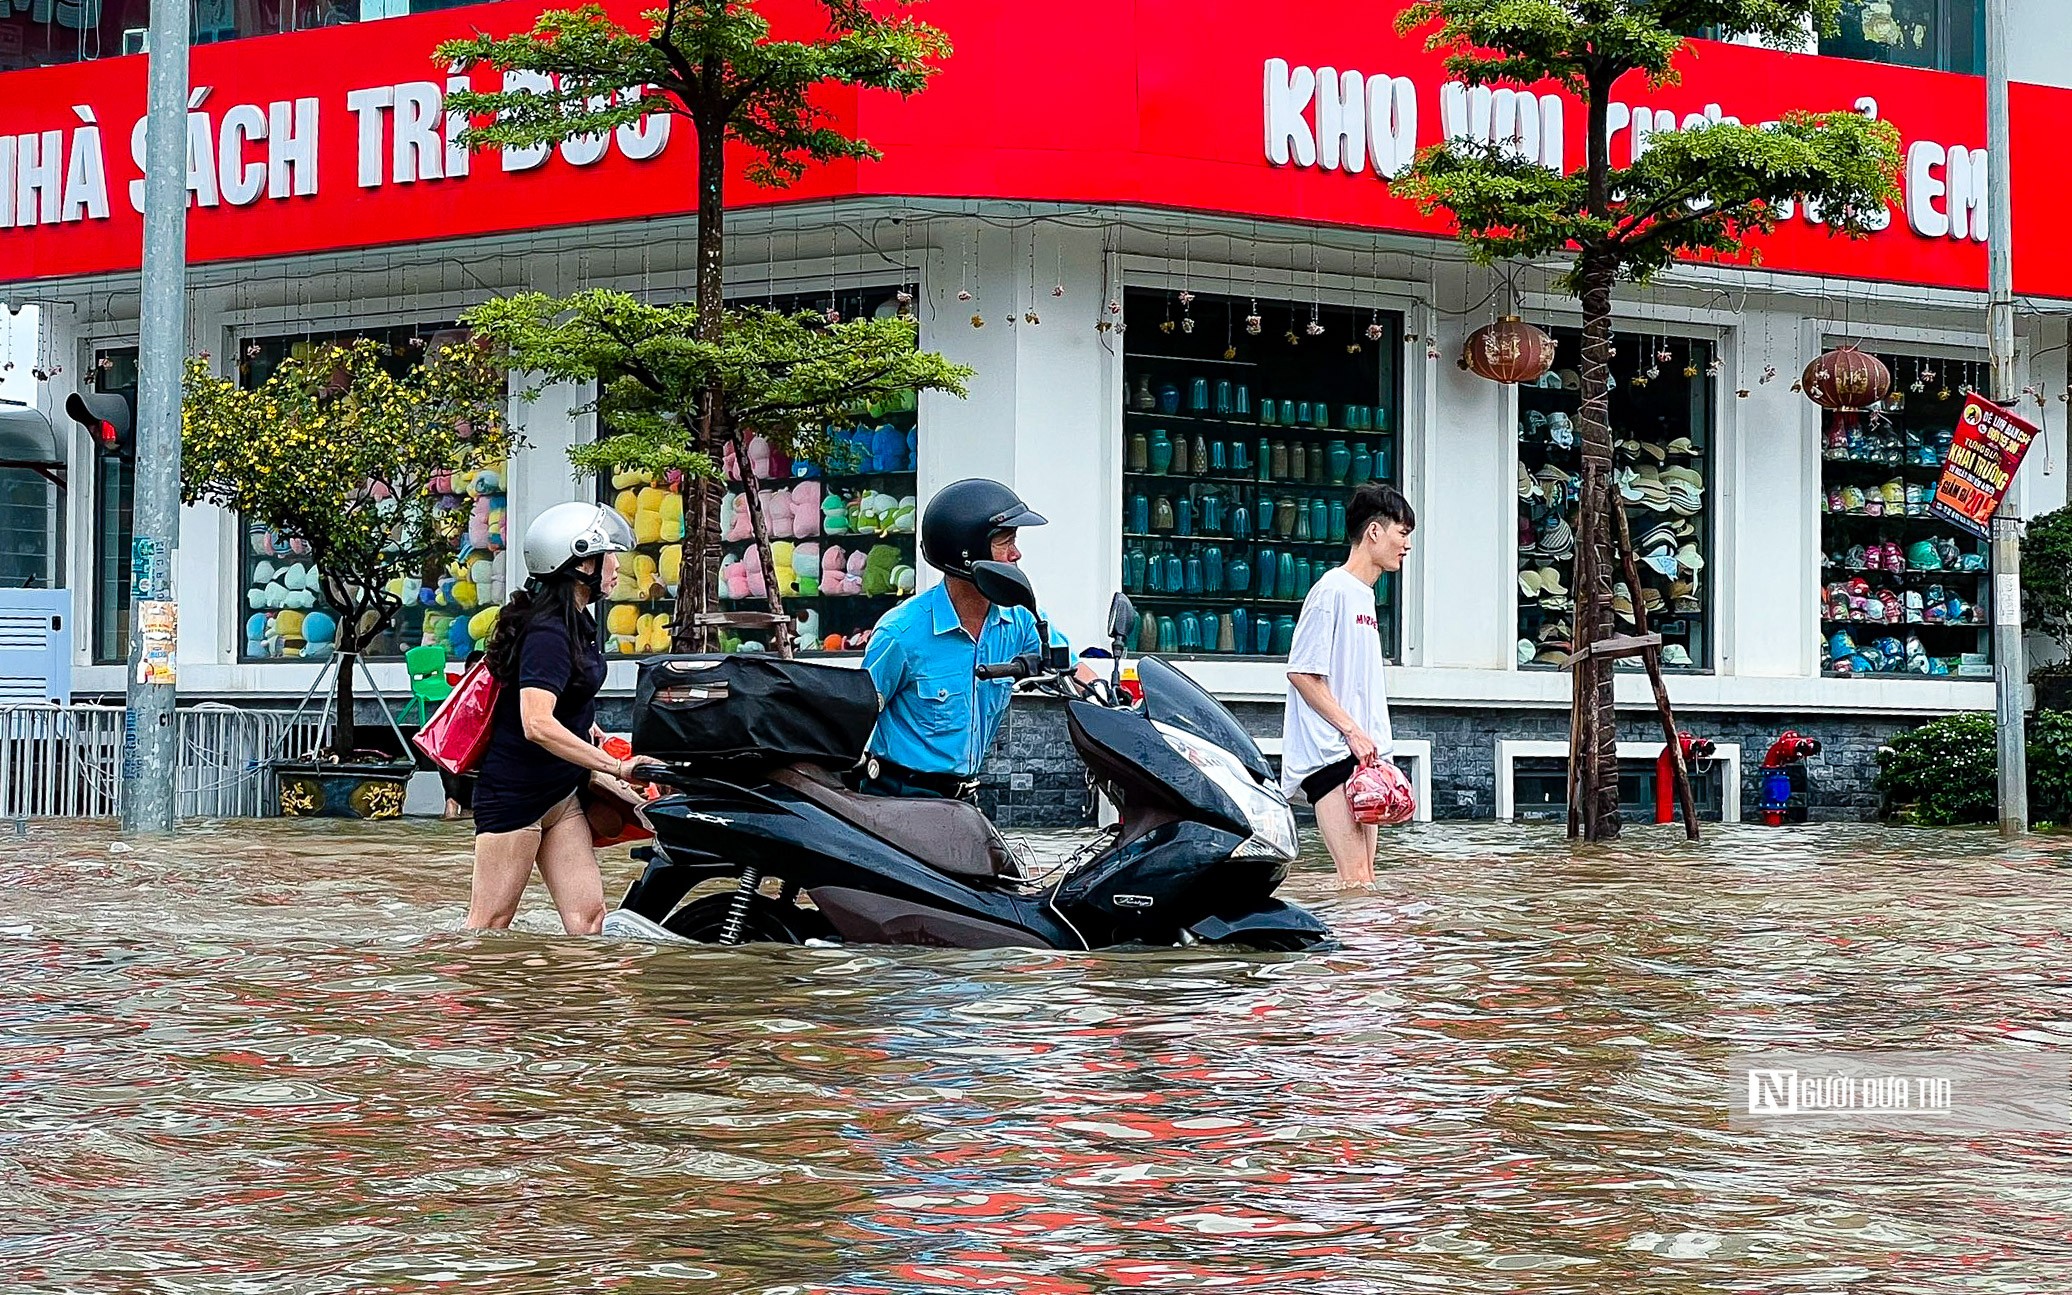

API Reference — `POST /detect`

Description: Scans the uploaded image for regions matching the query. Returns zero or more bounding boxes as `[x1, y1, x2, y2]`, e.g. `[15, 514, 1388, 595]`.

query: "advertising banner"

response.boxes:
[1929, 394, 2041, 539]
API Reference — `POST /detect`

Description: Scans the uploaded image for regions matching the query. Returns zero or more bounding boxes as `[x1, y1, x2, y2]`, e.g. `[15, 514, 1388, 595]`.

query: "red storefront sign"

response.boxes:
[1, 0, 2066, 296]
[1930, 395, 2041, 539]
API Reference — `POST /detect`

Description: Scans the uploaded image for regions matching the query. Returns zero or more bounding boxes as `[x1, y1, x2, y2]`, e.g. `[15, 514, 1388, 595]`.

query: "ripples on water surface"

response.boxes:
[2, 820, 2071, 1292]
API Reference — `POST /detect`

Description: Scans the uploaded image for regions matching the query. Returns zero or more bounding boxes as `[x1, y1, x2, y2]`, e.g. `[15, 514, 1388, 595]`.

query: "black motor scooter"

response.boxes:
[602, 563, 1330, 952]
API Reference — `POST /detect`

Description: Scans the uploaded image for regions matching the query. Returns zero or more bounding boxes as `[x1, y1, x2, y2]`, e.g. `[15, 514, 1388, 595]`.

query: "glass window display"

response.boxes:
[599, 285, 921, 657]
[235, 324, 507, 663]
[1818, 352, 1993, 678]
[1120, 288, 1402, 659]
[1517, 328, 1715, 671]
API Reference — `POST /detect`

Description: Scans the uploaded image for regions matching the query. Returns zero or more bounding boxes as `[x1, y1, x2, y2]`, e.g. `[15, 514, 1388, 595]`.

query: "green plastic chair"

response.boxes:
[397, 644, 453, 727]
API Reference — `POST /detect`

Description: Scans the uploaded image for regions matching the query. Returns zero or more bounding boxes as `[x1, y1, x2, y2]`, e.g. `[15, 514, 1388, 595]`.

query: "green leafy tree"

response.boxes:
[462, 290, 970, 644]
[437, 1, 949, 653]
[182, 339, 516, 759]
[2021, 505, 2072, 671]
[1395, 0, 1902, 841]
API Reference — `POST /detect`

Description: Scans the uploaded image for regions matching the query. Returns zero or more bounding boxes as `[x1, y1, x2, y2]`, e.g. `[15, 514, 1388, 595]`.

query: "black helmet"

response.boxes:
[920, 479, 1047, 579]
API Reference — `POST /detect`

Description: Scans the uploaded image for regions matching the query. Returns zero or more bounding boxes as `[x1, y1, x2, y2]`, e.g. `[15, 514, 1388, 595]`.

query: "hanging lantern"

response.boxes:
[1802, 345, 1892, 410]
[1462, 316, 1556, 385]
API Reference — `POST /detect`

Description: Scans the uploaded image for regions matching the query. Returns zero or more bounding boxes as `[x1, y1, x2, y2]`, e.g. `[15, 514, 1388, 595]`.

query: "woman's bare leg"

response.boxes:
[534, 796, 607, 935]
[468, 821, 543, 929]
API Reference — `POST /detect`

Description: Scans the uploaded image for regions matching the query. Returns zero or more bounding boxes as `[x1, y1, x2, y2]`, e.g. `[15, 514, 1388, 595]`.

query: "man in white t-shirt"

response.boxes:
[1281, 483, 1416, 886]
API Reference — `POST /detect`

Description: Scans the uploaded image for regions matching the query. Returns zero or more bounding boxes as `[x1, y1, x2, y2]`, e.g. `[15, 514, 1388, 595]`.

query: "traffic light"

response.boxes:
[66, 389, 134, 459]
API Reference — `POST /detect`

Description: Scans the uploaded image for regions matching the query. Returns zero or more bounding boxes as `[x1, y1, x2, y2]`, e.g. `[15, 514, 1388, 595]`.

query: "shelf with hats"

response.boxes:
[1817, 353, 1993, 679]
[1120, 286, 1404, 661]
[1515, 327, 1716, 672]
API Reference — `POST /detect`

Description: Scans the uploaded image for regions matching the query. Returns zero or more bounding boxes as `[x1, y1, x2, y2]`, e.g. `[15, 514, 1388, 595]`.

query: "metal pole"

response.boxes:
[122, 0, 189, 834]
[1985, 0, 2026, 838]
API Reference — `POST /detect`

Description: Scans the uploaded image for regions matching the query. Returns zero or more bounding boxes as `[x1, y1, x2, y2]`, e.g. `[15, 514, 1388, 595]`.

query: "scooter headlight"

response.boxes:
[1153, 721, 1299, 862]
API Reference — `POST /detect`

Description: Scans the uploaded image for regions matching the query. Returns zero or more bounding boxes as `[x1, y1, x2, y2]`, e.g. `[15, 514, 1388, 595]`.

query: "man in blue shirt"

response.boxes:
[860, 478, 1062, 800]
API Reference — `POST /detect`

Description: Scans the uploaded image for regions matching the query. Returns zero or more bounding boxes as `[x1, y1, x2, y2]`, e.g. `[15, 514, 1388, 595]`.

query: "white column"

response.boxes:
[1419, 269, 1513, 669]
[179, 288, 234, 669]
[1725, 308, 1816, 678]
[506, 374, 592, 581]
[916, 220, 1113, 648]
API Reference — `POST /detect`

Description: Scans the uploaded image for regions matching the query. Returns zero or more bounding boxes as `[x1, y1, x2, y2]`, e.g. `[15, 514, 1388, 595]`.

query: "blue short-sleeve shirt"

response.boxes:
[863, 582, 1062, 778]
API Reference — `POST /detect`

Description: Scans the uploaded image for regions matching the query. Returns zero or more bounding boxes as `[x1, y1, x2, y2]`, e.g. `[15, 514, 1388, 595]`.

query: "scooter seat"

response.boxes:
[772, 764, 1018, 881]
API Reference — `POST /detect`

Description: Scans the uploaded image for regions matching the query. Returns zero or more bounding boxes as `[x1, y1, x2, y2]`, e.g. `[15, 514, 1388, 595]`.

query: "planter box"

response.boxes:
[273, 758, 416, 820]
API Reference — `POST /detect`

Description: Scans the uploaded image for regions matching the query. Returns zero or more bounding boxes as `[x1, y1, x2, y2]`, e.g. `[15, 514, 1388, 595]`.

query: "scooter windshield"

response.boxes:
[1134, 655, 1276, 784]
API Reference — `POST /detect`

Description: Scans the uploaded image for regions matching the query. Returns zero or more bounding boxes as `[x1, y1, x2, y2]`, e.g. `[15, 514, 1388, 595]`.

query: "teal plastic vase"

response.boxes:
[1256, 547, 1277, 599]
[1350, 442, 1373, 485]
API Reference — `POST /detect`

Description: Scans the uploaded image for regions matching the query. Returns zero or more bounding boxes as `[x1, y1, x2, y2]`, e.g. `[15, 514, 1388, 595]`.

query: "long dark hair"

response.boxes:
[484, 568, 597, 683]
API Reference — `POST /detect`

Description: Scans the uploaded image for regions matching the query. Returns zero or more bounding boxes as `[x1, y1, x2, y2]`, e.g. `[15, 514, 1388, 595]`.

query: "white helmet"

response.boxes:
[523, 502, 633, 578]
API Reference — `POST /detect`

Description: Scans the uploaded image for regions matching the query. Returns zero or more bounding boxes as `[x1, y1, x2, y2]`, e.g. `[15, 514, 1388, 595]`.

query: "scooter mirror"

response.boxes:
[1107, 592, 1138, 644]
[971, 559, 1038, 611]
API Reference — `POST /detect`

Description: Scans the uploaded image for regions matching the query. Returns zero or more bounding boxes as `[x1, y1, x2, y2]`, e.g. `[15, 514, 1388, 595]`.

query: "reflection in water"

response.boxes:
[1, 819, 2069, 1291]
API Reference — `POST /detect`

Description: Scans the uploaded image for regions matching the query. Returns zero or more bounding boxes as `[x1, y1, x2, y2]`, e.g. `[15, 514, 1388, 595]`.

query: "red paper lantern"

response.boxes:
[1802, 346, 1892, 410]
[1463, 316, 1556, 385]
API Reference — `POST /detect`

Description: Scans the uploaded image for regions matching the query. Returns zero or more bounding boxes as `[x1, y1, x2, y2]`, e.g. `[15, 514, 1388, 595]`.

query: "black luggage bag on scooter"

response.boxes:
[631, 655, 880, 772]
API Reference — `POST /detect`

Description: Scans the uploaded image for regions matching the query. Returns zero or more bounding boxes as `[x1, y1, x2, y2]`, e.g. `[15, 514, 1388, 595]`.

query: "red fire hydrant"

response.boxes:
[1655, 731, 1717, 824]
[1757, 731, 1823, 826]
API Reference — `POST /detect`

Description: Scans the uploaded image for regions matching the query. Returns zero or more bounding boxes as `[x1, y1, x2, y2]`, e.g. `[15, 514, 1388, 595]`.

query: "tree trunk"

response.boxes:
[682, 114, 729, 654]
[1574, 250, 1621, 841]
[729, 419, 795, 659]
[671, 472, 720, 653]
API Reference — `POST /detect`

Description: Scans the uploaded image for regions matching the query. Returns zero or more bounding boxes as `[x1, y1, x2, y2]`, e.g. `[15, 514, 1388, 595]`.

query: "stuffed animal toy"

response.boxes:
[613, 488, 639, 522]
[271, 531, 296, 559]
[795, 609, 820, 646]
[277, 608, 307, 645]
[485, 502, 506, 551]
[822, 491, 851, 534]
[764, 488, 794, 539]
[893, 564, 917, 595]
[634, 486, 668, 545]
[660, 490, 685, 541]
[422, 613, 453, 650]
[722, 491, 754, 542]
[789, 481, 822, 538]
[863, 544, 901, 596]
[245, 614, 269, 652]
[741, 545, 767, 598]
[771, 540, 797, 596]
[746, 434, 775, 480]
[472, 468, 503, 495]
[639, 613, 672, 655]
[249, 524, 272, 558]
[823, 633, 845, 652]
[468, 497, 493, 550]
[820, 545, 854, 595]
[845, 547, 869, 594]
[448, 617, 475, 658]
[890, 496, 917, 534]
[255, 560, 278, 585]
[631, 552, 662, 599]
[659, 543, 682, 589]
[607, 603, 640, 638]
[793, 542, 822, 597]
[870, 424, 903, 472]
[612, 468, 647, 491]
[721, 554, 749, 600]
[466, 606, 499, 648]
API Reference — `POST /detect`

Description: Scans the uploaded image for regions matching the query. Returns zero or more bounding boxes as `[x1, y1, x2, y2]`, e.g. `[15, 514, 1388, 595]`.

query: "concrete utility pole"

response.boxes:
[123, 0, 190, 833]
[1984, 0, 2027, 838]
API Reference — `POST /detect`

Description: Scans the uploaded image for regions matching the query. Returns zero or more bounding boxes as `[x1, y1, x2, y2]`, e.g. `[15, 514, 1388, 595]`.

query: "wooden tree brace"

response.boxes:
[693, 611, 794, 629]
[1558, 633, 1661, 670]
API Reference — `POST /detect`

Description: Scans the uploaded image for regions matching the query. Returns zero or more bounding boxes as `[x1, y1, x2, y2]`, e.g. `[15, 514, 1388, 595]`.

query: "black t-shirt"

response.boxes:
[472, 611, 605, 834]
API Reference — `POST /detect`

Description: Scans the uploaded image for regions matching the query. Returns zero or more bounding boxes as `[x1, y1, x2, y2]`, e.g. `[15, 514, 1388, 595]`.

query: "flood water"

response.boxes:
[3, 819, 2071, 1293]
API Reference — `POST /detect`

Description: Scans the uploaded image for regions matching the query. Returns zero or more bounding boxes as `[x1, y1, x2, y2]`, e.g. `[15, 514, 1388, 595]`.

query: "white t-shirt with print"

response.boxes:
[1279, 565, 1393, 799]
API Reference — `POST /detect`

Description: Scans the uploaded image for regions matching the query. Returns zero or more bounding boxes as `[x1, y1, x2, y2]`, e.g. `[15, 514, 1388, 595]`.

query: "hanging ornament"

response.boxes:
[1107, 299, 1121, 314]
[1223, 345, 1238, 361]
[896, 288, 915, 306]
[970, 314, 985, 328]
[1366, 321, 1385, 342]
[1425, 343, 1442, 361]
[1706, 356, 1724, 378]
[1760, 363, 1778, 385]
[1656, 343, 1673, 364]
[1801, 345, 1890, 408]
[824, 307, 842, 325]
[1052, 285, 1066, 298]
[1461, 317, 1555, 385]
[1181, 316, 1196, 334]
[1177, 290, 1195, 307]
[1245, 313, 1263, 335]
[957, 289, 972, 302]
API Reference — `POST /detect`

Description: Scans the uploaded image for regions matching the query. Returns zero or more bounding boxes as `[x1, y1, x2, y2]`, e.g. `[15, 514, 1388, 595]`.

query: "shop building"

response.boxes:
[3, 0, 2071, 823]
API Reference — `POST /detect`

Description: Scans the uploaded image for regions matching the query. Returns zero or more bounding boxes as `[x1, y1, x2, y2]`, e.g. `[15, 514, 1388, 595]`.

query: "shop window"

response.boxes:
[1120, 289, 1403, 659]
[236, 323, 507, 664]
[1819, 353, 1992, 678]
[90, 347, 138, 664]
[1512, 756, 1724, 823]
[598, 286, 921, 657]
[1818, 0, 1982, 76]
[1517, 330, 1715, 671]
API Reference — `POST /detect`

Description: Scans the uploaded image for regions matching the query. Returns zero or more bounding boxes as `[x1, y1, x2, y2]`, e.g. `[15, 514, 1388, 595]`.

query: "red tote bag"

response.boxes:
[411, 659, 502, 776]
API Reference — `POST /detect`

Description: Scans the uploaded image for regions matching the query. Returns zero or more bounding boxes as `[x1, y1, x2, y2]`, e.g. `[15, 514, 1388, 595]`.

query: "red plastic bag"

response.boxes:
[1346, 758, 1416, 827]
[411, 658, 501, 775]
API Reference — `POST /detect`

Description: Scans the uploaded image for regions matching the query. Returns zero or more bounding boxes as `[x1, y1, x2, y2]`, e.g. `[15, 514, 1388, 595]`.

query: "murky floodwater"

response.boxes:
[3, 819, 2071, 1293]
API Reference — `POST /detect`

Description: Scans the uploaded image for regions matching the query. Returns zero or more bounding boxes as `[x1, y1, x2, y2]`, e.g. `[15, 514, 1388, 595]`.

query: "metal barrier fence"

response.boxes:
[0, 704, 330, 820]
